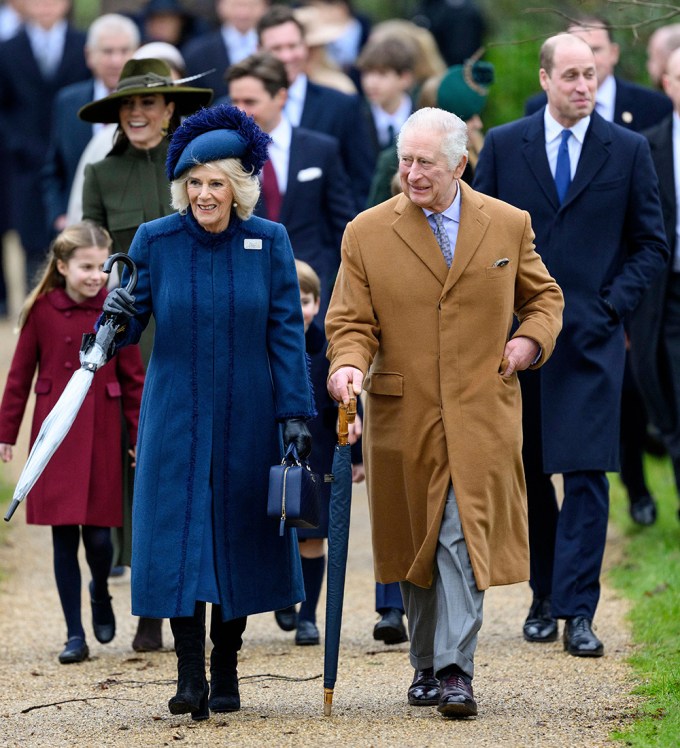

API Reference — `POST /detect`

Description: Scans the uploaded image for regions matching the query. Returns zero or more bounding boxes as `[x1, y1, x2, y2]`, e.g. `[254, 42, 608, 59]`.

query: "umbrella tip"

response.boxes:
[4, 498, 21, 522]
[324, 688, 334, 716]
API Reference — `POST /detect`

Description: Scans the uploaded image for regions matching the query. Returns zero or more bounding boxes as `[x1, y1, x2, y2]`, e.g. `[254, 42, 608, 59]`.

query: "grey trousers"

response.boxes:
[399, 485, 484, 679]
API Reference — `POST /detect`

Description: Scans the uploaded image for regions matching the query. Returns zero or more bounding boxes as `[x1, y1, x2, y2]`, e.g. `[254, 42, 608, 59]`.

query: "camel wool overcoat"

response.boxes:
[326, 182, 564, 590]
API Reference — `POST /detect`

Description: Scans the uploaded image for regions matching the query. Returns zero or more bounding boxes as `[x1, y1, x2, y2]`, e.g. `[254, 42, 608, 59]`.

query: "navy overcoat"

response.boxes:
[474, 110, 668, 473]
[122, 210, 315, 620]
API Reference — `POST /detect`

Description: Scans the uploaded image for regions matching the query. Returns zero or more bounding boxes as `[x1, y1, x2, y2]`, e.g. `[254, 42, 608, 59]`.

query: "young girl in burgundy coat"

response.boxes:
[0, 221, 145, 664]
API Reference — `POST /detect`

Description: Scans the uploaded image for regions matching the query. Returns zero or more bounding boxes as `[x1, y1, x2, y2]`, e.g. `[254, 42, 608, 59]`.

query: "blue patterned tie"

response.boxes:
[432, 213, 453, 267]
[554, 129, 572, 204]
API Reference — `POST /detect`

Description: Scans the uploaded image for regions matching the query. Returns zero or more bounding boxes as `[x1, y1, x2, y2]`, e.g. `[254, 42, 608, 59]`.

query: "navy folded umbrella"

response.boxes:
[4, 254, 137, 522]
[323, 396, 357, 715]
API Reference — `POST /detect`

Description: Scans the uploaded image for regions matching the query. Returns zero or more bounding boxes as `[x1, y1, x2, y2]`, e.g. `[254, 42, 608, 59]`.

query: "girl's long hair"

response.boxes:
[17, 221, 112, 329]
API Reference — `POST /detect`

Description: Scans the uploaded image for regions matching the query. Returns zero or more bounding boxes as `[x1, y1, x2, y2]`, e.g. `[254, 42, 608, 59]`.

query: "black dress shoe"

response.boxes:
[89, 580, 115, 644]
[437, 669, 477, 719]
[59, 636, 89, 664]
[523, 596, 558, 642]
[295, 618, 320, 645]
[407, 667, 440, 706]
[373, 608, 408, 644]
[629, 494, 657, 526]
[563, 616, 604, 657]
[274, 605, 297, 631]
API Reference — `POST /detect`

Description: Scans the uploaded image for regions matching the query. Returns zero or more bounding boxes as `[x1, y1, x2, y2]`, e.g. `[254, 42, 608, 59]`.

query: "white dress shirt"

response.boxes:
[267, 117, 292, 194]
[544, 108, 589, 180]
[594, 74, 616, 123]
[222, 25, 257, 65]
[26, 19, 66, 77]
[284, 74, 308, 128]
[371, 94, 412, 148]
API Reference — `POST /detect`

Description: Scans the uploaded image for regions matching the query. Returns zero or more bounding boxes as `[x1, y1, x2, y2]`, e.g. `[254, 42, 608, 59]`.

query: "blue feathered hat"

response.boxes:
[166, 104, 271, 180]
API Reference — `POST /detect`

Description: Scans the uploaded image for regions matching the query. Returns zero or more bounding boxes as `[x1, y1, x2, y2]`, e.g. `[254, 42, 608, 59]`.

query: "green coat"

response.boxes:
[82, 138, 173, 257]
[82, 137, 172, 565]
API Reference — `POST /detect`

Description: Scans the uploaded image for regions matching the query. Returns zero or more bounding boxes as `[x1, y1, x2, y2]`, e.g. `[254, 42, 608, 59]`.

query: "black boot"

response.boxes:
[168, 602, 209, 721]
[208, 604, 247, 713]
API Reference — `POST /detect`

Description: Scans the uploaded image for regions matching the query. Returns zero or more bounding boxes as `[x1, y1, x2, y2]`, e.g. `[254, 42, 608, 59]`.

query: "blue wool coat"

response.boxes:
[121, 210, 315, 620]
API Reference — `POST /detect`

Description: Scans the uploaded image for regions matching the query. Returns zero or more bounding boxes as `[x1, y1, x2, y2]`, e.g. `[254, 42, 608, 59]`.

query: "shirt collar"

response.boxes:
[269, 116, 292, 150]
[544, 106, 590, 144]
[423, 180, 462, 223]
[596, 74, 616, 110]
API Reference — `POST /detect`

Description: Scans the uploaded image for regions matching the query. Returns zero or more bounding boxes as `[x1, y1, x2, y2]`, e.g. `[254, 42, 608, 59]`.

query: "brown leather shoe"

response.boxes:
[407, 667, 440, 706]
[437, 670, 477, 719]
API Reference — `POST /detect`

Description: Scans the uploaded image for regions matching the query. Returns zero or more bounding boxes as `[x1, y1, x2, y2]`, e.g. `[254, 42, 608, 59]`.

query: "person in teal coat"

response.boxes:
[103, 104, 315, 721]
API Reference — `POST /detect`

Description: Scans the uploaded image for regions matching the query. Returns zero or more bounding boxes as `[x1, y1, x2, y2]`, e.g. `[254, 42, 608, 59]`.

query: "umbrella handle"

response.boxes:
[103, 252, 138, 294]
[337, 397, 357, 447]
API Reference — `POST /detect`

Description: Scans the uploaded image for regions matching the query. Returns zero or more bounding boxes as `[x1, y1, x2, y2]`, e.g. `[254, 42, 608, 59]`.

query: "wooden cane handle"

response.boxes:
[338, 397, 357, 446]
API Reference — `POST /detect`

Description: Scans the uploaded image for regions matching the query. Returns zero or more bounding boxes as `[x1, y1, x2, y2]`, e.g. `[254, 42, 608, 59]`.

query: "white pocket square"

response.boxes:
[297, 167, 322, 182]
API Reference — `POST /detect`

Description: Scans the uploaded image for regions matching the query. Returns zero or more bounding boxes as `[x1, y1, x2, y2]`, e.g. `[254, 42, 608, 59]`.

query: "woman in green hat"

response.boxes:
[78, 57, 212, 653]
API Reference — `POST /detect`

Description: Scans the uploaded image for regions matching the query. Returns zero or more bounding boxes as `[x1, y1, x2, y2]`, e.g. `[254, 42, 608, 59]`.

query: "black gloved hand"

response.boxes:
[103, 287, 137, 319]
[283, 418, 312, 460]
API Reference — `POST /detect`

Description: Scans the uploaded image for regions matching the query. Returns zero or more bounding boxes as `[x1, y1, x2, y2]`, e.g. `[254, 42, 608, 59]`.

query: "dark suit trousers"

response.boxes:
[522, 370, 610, 619]
[662, 274, 680, 462]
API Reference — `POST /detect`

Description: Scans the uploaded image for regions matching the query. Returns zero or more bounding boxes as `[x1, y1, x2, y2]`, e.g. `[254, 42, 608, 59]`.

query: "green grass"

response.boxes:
[609, 456, 680, 747]
[0, 480, 14, 583]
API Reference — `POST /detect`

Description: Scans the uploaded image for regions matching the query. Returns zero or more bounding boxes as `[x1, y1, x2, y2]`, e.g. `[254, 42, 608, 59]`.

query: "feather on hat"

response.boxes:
[166, 104, 272, 180]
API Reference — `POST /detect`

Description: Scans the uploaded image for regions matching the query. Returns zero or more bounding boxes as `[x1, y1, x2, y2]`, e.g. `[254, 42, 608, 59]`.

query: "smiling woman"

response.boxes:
[77, 57, 212, 653]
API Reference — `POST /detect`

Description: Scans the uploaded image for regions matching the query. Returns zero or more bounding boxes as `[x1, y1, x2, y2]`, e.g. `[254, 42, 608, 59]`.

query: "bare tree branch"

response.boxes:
[20, 696, 138, 714]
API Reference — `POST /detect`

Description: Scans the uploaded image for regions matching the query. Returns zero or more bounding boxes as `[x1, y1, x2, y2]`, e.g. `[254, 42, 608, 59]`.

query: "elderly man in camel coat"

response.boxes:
[326, 107, 563, 719]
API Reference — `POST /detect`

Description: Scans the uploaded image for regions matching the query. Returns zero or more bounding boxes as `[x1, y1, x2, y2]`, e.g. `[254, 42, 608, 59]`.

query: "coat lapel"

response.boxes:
[393, 194, 449, 286]
[443, 181, 490, 295]
[561, 113, 610, 210]
[521, 112, 560, 210]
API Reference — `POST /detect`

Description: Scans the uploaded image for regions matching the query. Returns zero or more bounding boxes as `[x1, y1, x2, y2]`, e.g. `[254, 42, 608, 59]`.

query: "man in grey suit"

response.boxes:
[474, 33, 667, 657]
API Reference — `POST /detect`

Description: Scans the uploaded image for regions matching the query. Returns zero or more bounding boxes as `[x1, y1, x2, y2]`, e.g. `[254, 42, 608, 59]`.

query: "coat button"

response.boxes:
[64, 361, 73, 369]
[65, 311, 72, 318]
[65, 336, 72, 344]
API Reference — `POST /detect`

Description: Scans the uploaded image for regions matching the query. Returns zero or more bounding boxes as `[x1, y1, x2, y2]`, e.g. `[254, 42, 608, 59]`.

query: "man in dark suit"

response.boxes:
[0, 0, 89, 283]
[474, 33, 668, 656]
[182, 0, 269, 100]
[631, 48, 680, 510]
[257, 4, 375, 212]
[227, 52, 355, 315]
[525, 17, 671, 133]
[43, 13, 139, 235]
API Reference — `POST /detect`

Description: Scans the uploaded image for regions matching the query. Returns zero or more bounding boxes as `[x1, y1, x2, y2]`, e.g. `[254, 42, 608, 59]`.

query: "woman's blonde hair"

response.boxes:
[170, 159, 261, 222]
[18, 221, 112, 329]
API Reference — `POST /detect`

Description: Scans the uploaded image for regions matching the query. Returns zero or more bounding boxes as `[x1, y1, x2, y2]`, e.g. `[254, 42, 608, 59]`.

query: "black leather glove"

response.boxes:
[283, 418, 312, 460]
[103, 287, 137, 319]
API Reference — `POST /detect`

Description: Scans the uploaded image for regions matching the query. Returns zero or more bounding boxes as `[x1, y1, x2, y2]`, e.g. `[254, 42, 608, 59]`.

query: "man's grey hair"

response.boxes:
[397, 107, 468, 170]
[87, 13, 140, 51]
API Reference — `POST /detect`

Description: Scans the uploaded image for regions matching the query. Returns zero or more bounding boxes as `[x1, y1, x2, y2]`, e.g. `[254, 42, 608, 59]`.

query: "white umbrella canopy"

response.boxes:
[4, 254, 137, 522]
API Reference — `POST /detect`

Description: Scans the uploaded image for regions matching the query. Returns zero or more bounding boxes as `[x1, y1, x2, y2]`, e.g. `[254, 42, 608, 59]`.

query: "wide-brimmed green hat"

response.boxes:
[78, 58, 213, 124]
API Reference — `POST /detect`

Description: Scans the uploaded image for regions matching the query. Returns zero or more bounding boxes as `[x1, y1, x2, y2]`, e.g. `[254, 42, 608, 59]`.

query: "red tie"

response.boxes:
[262, 159, 282, 222]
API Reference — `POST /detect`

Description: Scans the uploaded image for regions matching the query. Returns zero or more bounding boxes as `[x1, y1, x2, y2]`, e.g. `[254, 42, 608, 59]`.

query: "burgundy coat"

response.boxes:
[0, 288, 144, 526]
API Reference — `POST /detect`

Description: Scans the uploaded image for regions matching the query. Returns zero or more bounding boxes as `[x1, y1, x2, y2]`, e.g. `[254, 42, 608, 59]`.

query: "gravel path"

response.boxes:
[0, 317, 641, 747]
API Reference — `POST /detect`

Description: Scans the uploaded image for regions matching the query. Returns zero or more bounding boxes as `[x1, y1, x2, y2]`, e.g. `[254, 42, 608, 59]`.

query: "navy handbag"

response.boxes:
[267, 443, 320, 536]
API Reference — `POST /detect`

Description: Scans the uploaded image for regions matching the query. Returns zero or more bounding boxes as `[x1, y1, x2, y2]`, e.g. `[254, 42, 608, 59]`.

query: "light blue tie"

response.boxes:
[554, 129, 572, 204]
[432, 213, 453, 267]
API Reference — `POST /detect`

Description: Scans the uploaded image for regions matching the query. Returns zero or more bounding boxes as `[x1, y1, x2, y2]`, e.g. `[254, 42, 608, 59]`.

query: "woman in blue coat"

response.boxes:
[104, 105, 315, 721]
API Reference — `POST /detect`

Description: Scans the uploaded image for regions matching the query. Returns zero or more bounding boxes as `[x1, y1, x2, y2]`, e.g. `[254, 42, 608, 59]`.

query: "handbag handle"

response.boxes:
[282, 441, 302, 466]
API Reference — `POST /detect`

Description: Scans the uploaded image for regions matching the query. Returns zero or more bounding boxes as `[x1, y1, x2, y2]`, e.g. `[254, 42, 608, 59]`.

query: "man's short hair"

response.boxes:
[397, 107, 468, 171]
[540, 32, 591, 76]
[87, 13, 140, 50]
[257, 5, 305, 42]
[226, 52, 289, 96]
